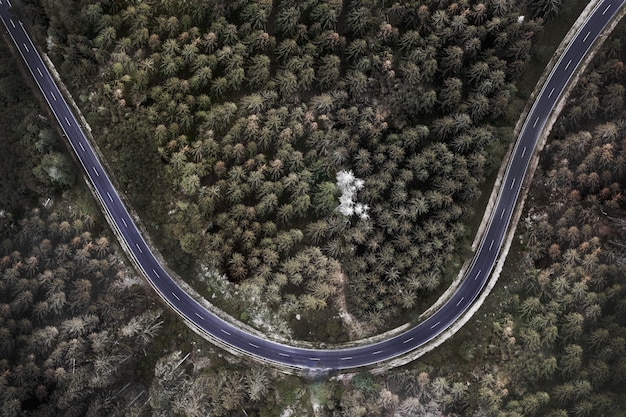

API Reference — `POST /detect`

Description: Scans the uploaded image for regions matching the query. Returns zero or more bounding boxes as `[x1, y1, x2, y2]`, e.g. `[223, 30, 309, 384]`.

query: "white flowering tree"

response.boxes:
[336, 170, 369, 220]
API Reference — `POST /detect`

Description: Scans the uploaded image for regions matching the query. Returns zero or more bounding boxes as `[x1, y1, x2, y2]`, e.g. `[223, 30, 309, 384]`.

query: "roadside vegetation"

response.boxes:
[1, 0, 625, 416]
[15, 0, 548, 336]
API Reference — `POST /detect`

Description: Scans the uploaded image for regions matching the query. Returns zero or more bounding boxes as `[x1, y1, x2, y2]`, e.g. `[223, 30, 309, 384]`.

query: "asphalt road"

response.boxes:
[1, 0, 622, 371]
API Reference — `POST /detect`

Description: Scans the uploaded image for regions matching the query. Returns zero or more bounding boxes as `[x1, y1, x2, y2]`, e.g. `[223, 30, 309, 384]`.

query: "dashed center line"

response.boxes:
[248, 343, 259, 349]
[430, 321, 441, 329]
[10, 19, 15, 29]
[37, 67, 43, 77]
[456, 296, 465, 307]
[474, 269, 482, 280]
[78, 142, 85, 152]
[403, 337, 414, 344]
[121, 218, 128, 228]
[221, 328, 231, 335]
[489, 239, 495, 251]
[152, 269, 160, 279]
[510, 177, 517, 189]
[22, 43, 29, 52]
[50, 91, 57, 101]
[340, 356, 353, 360]
[194, 312, 204, 320]
[372, 350, 382, 355]
[500, 208, 506, 219]
[533, 117, 540, 128]
[135, 243, 143, 253]
[171, 292, 180, 301]
[309, 357, 320, 361]
[521, 146, 527, 158]
[107, 192, 113, 202]
[582, 31, 590, 43]
[64, 116, 71, 126]
[92, 166, 99, 177]
[565, 59, 572, 70]
[279, 352, 290, 357]
[603, 4, 611, 14]
[548, 87, 555, 98]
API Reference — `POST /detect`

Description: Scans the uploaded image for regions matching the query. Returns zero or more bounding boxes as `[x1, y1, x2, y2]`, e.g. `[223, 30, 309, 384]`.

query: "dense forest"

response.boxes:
[1, 0, 625, 416]
[12, 0, 551, 335]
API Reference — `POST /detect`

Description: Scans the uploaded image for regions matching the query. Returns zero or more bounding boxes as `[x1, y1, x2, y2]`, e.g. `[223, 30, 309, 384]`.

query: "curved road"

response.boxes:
[1, 0, 622, 371]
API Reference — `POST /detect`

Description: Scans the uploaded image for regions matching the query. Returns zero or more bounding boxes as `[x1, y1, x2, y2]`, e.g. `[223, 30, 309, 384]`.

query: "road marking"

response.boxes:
[37, 67, 43, 77]
[23, 43, 29, 52]
[92, 166, 99, 177]
[152, 269, 160, 278]
[533, 117, 539, 128]
[135, 243, 143, 253]
[456, 296, 465, 307]
[372, 350, 382, 355]
[403, 337, 414, 344]
[78, 142, 85, 152]
[603, 4, 611, 14]
[194, 312, 204, 320]
[548, 87, 555, 98]
[430, 321, 441, 329]
[521, 146, 527, 158]
[50, 91, 57, 101]
[121, 218, 128, 228]
[500, 208, 506, 219]
[279, 352, 290, 357]
[221, 328, 231, 335]
[64, 116, 71, 126]
[107, 192, 113, 202]
[489, 239, 495, 251]
[510, 177, 517, 189]
[10, 19, 15, 29]
[248, 342, 259, 349]
[565, 59, 572, 70]
[171, 292, 180, 301]
[309, 357, 320, 361]
[582, 31, 590, 43]
[340, 356, 353, 360]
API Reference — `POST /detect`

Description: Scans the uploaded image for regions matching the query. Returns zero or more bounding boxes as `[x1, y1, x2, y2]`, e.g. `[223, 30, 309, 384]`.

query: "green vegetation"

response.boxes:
[1, 0, 625, 416]
[16, 0, 546, 335]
